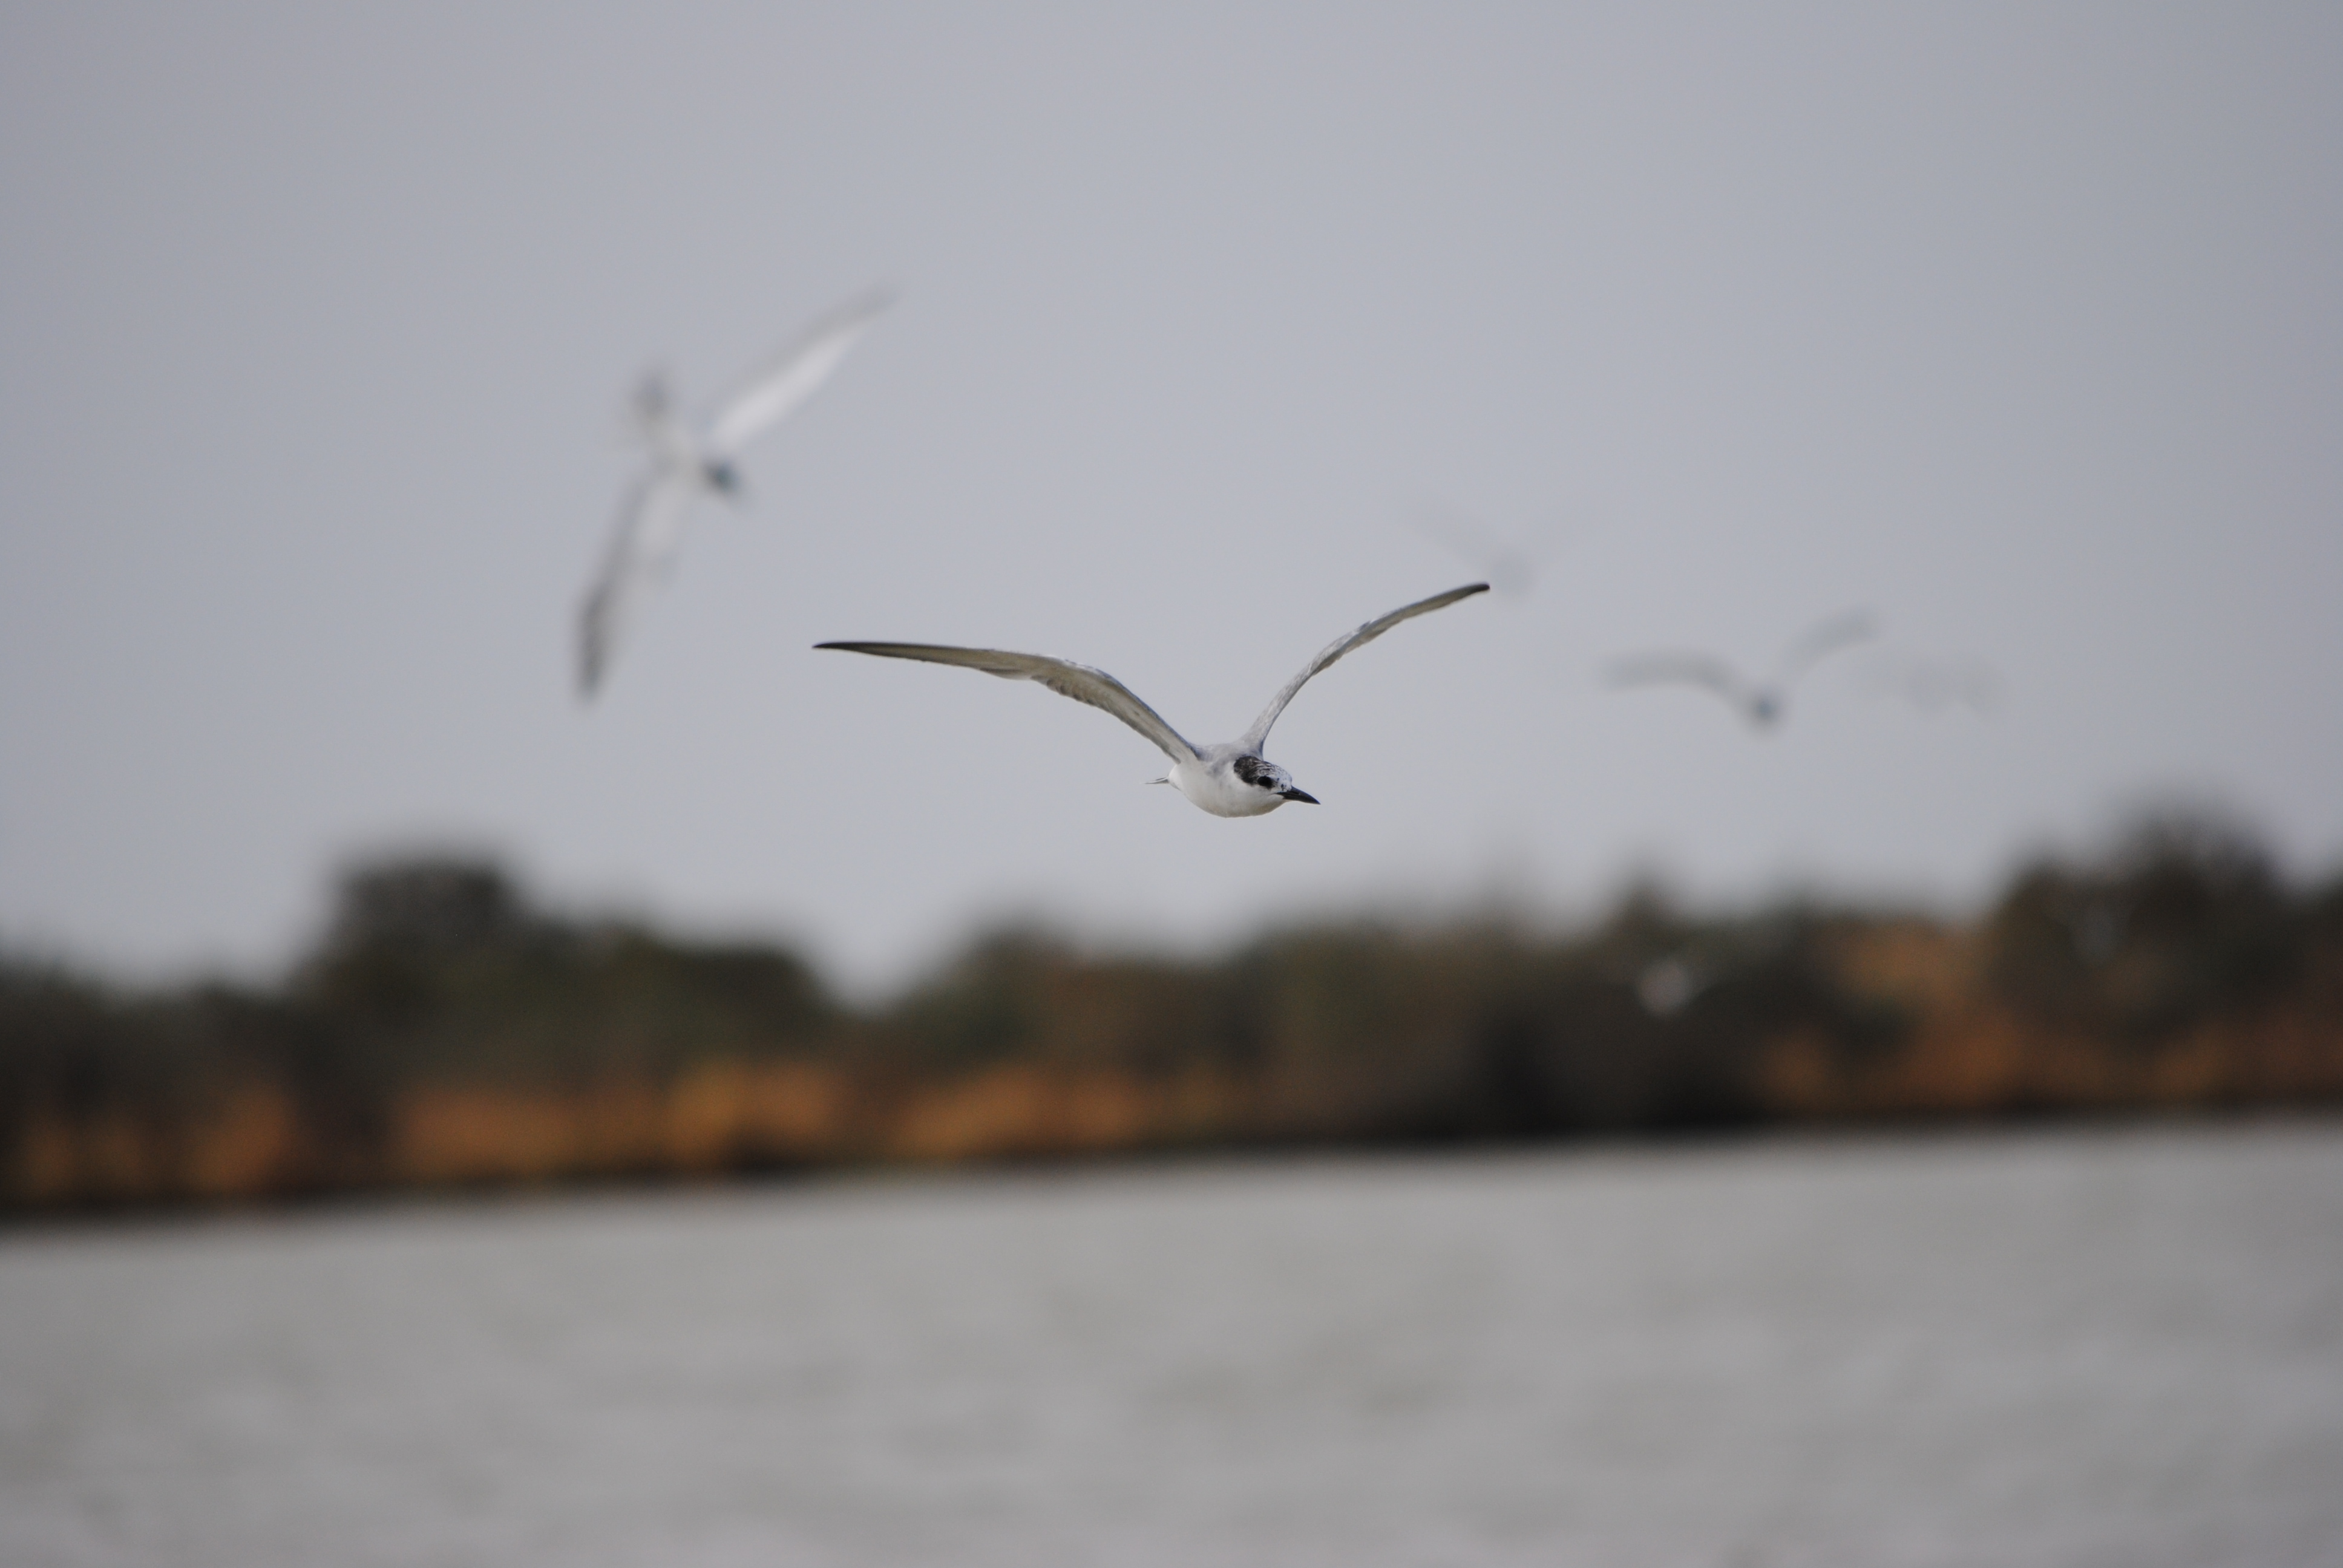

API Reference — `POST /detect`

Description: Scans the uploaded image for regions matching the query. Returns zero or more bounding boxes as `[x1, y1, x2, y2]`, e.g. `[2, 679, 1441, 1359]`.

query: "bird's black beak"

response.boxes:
[1279, 788, 1319, 805]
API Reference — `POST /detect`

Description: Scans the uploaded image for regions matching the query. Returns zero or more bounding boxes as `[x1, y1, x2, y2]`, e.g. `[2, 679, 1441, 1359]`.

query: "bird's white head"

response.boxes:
[1233, 753, 1318, 808]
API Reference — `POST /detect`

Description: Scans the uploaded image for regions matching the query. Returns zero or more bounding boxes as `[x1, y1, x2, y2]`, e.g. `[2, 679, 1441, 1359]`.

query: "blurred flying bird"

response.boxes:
[1635, 951, 1713, 1018]
[1605, 609, 1877, 732]
[1410, 505, 1540, 599]
[577, 289, 894, 698]
[818, 583, 1490, 817]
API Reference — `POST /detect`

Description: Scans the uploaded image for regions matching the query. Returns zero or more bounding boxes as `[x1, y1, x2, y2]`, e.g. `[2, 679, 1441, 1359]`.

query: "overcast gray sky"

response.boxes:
[3, 4, 2338, 994]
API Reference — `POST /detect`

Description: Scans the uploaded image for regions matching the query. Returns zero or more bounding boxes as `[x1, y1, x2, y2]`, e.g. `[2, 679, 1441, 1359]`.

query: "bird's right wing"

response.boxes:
[577, 464, 699, 698]
[1778, 609, 1878, 685]
[706, 288, 896, 456]
[1604, 652, 1748, 704]
[1239, 583, 1490, 751]
[816, 642, 1201, 765]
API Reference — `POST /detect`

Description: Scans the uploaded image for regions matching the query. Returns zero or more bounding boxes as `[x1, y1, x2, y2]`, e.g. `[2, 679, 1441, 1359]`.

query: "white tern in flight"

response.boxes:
[1605, 609, 1876, 732]
[818, 583, 1490, 816]
[577, 288, 894, 698]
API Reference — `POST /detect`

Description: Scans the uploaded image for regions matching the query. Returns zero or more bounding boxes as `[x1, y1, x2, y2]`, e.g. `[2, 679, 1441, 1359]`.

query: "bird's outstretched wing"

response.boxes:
[578, 464, 699, 698]
[706, 288, 896, 457]
[1239, 583, 1489, 752]
[816, 642, 1201, 765]
[1604, 653, 1749, 705]
[1778, 609, 1877, 685]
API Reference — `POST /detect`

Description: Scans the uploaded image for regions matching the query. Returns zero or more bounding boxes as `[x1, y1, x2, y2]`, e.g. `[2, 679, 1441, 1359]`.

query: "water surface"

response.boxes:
[4, 1126, 2339, 1566]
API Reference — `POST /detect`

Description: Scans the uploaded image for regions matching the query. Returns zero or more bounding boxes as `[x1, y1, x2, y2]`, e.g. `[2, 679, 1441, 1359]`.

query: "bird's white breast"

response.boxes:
[1168, 757, 1283, 818]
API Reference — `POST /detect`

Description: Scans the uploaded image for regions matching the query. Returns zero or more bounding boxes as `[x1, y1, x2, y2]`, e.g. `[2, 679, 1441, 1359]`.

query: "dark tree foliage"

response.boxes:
[1985, 812, 2306, 1042]
[0, 961, 342, 1187]
[5, 814, 2339, 1206]
[0, 961, 140, 1125]
[884, 929, 1078, 1070]
[877, 901, 1898, 1145]
[323, 860, 536, 959]
[0, 856, 840, 1192]
[289, 857, 836, 1088]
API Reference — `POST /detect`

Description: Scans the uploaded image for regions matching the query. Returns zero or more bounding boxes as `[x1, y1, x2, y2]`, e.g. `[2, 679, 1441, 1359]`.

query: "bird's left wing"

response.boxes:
[706, 288, 896, 457]
[1602, 652, 1745, 699]
[1239, 583, 1489, 752]
[816, 642, 1201, 765]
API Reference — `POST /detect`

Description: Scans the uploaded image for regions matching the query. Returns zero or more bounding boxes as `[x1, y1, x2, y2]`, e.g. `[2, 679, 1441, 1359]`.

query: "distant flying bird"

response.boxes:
[577, 288, 894, 698]
[1605, 609, 1877, 732]
[1410, 506, 1539, 599]
[818, 583, 1490, 817]
[1635, 952, 1713, 1018]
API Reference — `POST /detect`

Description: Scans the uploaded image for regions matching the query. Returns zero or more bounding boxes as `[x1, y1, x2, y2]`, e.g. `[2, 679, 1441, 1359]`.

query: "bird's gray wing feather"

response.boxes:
[1604, 653, 1752, 705]
[706, 288, 895, 456]
[1239, 583, 1489, 752]
[817, 641, 1201, 764]
[1778, 609, 1878, 685]
[1605, 652, 1740, 691]
[577, 464, 698, 698]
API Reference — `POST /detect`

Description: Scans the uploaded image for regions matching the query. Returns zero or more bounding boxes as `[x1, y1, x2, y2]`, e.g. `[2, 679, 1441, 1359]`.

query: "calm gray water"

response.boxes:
[3, 1126, 2339, 1567]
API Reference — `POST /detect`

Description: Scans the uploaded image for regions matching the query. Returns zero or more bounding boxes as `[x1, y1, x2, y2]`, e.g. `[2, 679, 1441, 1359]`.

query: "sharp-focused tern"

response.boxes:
[1605, 609, 1876, 731]
[818, 583, 1490, 816]
[577, 288, 894, 698]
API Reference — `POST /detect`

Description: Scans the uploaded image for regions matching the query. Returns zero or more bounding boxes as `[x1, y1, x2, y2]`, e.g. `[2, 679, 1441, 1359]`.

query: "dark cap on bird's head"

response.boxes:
[1234, 752, 1317, 803]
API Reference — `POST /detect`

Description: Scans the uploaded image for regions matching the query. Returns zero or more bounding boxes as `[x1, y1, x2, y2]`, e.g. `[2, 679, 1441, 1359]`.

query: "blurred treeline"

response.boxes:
[5, 813, 2341, 1210]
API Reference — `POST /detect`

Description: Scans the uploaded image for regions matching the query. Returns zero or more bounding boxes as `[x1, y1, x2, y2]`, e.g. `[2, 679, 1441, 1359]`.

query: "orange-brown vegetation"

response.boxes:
[6, 814, 2339, 1211]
